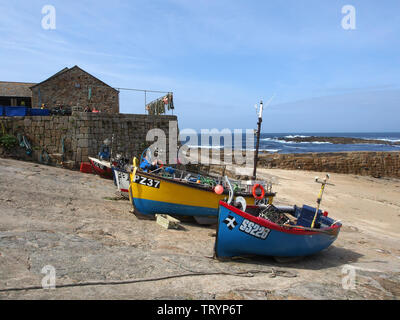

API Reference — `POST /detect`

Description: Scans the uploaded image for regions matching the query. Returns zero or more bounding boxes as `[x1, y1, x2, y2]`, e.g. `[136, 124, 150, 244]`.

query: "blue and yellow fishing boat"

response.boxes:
[128, 158, 275, 218]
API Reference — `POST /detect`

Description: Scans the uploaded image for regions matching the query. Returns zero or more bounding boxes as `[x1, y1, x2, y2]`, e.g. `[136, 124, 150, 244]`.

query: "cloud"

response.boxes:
[0, 0, 399, 132]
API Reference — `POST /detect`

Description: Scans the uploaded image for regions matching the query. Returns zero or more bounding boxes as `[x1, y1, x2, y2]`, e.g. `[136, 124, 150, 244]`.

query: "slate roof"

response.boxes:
[30, 65, 118, 92]
[0, 81, 36, 97]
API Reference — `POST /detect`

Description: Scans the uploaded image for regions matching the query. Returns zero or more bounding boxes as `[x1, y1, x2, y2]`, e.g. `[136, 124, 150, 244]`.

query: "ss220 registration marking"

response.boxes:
[134, 174, 161, 188]
[239, 219, 270, 240]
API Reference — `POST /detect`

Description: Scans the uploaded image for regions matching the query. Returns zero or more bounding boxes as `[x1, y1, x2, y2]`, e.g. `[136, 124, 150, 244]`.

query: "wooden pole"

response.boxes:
[310, 174, 330, 228]
[144, 90, 147, 114]
[252, 100, 263, 180]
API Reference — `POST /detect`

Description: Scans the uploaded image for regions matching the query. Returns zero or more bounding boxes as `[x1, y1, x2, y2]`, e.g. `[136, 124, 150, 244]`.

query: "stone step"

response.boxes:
[61, 161, 76, 170]
[49, 153, 63, 163]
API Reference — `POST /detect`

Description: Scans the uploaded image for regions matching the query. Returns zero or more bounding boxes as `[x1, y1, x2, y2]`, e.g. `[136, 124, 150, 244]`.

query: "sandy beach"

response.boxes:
[0, 158, 399, 299]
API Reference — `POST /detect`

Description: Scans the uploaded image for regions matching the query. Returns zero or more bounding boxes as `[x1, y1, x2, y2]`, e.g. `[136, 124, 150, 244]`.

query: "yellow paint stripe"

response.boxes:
[131, 174, 254, 209]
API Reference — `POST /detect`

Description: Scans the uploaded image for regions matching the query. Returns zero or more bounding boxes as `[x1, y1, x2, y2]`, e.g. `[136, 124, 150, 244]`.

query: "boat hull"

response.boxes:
[215, 201, 341, 258]
[113, 167, 130, 198]
[129, 171, 255, 217]
[89, 157, 113, 179]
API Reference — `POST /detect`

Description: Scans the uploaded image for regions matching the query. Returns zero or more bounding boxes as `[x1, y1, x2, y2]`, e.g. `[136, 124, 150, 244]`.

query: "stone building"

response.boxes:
[30, 66, 119, 113]
[0, 81, 35, 107]
[1, 66, 178, 168]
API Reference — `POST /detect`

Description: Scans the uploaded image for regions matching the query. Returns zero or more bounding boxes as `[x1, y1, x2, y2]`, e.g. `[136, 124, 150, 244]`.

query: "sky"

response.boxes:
[0, 0, 399, 132]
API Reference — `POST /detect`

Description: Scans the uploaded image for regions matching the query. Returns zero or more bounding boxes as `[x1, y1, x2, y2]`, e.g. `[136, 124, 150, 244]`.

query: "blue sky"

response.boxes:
[0, 0, 399, 132]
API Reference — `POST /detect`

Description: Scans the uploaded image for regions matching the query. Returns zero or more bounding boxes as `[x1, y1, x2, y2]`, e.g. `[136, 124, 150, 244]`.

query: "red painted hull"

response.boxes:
[89, 158, 113, 179]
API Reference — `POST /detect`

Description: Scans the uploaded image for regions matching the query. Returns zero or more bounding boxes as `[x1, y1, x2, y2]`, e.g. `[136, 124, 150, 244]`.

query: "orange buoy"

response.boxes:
[252, 184, 265, 200]
[214, 185, 224, 195]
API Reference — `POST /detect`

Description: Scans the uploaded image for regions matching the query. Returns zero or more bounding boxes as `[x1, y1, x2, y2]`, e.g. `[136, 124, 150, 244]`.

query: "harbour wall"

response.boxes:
[183, 149, 400, 179]
[0, 112, 177, 168]
[1, 116, 399, 179]
[257, 151, 400, 178]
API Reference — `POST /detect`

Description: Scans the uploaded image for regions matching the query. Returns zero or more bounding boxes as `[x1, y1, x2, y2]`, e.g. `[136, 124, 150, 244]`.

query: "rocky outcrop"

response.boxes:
[277, 136, 400, 145]
[257, 152, 400, 178]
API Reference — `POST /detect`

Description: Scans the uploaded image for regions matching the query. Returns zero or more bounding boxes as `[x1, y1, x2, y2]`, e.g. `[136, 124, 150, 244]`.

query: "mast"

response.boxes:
[252, 100, 263, 180]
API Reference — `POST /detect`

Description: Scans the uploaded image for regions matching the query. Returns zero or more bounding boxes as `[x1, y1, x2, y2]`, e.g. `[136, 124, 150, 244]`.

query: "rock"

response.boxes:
[277, 136, 400, 146]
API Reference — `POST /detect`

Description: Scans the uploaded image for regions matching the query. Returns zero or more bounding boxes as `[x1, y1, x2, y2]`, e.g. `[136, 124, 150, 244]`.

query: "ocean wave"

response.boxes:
[284, 135, 310, 138]
[186, 145, 224, 149]
[372, 138, 400, 143]
[261, 138, 332, 145]
[249, 148, 280, 153]
[261, 138, 286, 143]
[236, 148, 281, 153]
[309, 141, 332, 144]
[284, 145, 307, 149]
[186, 145, 282, 153]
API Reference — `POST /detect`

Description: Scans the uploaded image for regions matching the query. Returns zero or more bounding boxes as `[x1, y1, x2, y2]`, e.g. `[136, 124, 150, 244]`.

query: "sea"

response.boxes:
[185, 132, 400, 154]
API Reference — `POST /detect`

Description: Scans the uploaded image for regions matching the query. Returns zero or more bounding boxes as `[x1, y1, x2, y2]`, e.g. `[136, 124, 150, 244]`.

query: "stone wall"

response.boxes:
[31, 66, 119, 114]
[257, 152, 400, 178]
[0, 112, 177, 168]
[2, 117, 399, 179]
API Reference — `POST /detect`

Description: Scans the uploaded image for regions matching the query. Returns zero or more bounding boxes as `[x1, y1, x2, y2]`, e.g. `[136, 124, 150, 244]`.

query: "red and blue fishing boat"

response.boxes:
[214, 200, 342, 258]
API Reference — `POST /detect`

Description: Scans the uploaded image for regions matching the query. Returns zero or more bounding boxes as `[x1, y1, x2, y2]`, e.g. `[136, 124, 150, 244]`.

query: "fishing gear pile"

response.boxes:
[146, 93, 174, 115]
[259, 204, 290, 225]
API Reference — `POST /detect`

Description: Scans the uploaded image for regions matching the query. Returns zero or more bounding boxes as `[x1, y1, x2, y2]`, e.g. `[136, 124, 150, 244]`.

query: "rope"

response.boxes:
[81, 83, 172, 94]
[0, 268, 296, 293]
[39, 149, 50, 165]
[0, 120, 5, 135]
[61, 137, 65, 162]
[114, 87, 171, 94]
[16, 134, 32, 155]
[23, 136, 32, 155]
[140, 147, 150, 165]
[200, 176, 217, 187]
[162, 257, 296, 279]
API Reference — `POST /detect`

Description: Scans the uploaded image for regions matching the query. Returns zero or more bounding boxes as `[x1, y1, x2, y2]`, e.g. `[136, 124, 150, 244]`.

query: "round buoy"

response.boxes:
[214, 185, 224, 195]
[252, 184, 265, 200]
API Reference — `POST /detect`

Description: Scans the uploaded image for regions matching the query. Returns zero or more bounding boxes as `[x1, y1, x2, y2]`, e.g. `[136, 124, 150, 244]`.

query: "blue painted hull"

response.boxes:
[133, 197, 219, 217]
[215, 202, 341, 258]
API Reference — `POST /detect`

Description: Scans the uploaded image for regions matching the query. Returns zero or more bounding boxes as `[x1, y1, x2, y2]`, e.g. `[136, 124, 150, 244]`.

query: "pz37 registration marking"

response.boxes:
[239, 219, 270, 240]
[134, 174, 161, 188]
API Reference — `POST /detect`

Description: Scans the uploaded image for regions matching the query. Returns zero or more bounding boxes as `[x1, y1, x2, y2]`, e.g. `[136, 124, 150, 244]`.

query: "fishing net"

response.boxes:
[259, 204, 290, 225]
